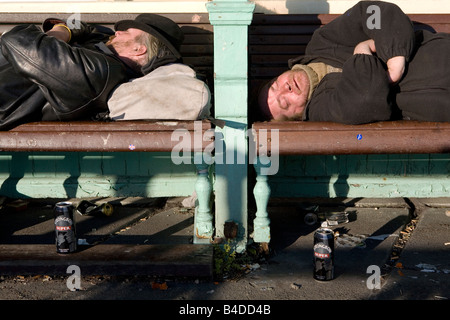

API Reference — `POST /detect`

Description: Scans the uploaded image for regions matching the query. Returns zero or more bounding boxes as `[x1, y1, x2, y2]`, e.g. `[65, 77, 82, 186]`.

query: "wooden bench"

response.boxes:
[0, 13, 216, 242]
[249, 13, 450, 243]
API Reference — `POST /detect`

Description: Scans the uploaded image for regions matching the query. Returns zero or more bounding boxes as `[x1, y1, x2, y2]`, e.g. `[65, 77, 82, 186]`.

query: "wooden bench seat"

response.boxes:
[249, 13, 450, 244]
[252, 120, 450, 156]
[0, 13, 215, 242]
[1, 120, 213, 152]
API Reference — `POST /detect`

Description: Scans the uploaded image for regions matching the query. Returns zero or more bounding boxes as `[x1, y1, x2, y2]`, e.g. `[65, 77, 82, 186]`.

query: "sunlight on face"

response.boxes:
[259, 69, 310, 120]
[106, 28, 146, 57]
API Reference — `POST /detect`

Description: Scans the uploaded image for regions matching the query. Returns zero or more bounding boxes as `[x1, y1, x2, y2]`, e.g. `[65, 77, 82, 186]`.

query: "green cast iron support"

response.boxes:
[253, 156, 272, 243]
[194, 152, 214, 243]
[207, 0, 255, 252]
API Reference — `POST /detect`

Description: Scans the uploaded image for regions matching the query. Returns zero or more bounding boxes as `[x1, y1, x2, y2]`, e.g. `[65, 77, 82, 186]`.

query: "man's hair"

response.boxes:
[135, 32, 166, 67]
[250, 78, 276, 123]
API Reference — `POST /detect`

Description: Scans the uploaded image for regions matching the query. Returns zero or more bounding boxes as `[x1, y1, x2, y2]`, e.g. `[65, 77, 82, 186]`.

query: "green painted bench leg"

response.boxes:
[194, 152, 214, 243]
[253, 158, 271, 243]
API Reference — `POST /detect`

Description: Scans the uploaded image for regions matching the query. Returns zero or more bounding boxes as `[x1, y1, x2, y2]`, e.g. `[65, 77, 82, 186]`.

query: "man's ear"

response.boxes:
[134, 44, 147, 57]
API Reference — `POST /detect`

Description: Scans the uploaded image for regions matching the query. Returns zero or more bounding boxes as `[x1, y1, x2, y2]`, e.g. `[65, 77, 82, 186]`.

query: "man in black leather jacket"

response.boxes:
[0, 13, 184, 130]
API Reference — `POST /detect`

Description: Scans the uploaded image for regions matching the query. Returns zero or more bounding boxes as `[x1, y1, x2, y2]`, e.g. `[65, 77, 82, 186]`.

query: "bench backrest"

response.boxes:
[249, 13, 450, 108]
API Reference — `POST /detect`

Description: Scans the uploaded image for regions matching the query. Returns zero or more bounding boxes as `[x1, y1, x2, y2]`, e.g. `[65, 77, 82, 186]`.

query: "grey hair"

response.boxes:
[135, 32, 166, 66]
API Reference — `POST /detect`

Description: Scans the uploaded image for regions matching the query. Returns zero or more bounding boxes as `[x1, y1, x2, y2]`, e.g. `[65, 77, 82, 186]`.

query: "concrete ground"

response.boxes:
[0, 196, 448, 311]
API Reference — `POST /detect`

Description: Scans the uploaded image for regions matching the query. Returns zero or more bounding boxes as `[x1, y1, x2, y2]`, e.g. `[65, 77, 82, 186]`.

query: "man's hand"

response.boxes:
[354, 39, 406, 84]
[353, 39, 376, 55]
[46, 24, 71, 43]
[43, 17, 93, 44]
[386, 56, 406, 84]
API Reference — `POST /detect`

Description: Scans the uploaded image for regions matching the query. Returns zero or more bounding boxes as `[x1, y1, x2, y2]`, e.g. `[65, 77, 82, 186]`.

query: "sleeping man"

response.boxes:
[257, 1, 450, 124]
[0, 13, 210, 130]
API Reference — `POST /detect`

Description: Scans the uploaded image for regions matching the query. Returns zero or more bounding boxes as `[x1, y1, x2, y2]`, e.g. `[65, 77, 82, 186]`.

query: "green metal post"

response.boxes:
[206, 0, 255, 252]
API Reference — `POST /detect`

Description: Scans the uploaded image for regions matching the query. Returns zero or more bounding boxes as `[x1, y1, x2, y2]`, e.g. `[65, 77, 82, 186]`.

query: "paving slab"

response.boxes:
[104, 207, 194, 245]
[0, 243, 212, 277]
[238, 205, 410, 300]
[0, 198, 164, 245]
[0, 198, 213, 278]
[373, 208, 450, 300]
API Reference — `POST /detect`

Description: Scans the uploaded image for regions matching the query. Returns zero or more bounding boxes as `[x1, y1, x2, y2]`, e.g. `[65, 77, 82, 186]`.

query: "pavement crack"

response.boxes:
[380, 199, 420, 279]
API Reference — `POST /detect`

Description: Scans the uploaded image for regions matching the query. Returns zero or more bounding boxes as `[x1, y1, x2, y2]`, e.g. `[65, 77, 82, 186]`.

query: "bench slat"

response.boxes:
[0, 121, 213, 152]
[0, 13, 211, 25]
[252, 14, 339, 25]
[0, 131, 213, 153]
[9, 120, 211, 132]
[253, 121, 450, 155]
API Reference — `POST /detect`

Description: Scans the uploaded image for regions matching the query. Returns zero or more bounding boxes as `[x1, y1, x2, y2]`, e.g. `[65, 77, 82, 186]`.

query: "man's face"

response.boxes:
[106, 28, 146, 59]
[259, 69, 310, 120]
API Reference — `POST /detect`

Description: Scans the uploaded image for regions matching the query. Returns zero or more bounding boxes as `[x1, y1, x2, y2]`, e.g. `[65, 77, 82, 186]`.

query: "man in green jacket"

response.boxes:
[257, 1, 450, 124]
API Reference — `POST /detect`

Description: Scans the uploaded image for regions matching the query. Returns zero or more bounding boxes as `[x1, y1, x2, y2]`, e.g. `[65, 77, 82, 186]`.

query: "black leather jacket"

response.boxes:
[0, 23, 137, 130]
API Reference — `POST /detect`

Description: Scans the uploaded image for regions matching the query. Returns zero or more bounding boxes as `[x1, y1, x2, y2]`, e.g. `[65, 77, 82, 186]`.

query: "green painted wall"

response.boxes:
[268, 154, 450, 198]
[1, 152, 448, 200]
[0, 152, 199, 199]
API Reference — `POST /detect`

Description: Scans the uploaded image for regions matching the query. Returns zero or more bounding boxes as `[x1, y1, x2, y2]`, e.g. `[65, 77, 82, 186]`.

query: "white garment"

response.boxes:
[107, 63, 211, 120]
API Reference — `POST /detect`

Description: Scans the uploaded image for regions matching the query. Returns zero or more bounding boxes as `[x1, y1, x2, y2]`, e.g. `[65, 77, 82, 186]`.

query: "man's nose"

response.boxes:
[280, 82, 292, 94]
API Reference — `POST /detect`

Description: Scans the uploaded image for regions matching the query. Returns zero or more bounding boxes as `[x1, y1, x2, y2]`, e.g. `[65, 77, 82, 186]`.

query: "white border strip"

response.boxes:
[253, 0, 450, 14]
[0, 1, 209, 13]
[0, 0, 448, 14]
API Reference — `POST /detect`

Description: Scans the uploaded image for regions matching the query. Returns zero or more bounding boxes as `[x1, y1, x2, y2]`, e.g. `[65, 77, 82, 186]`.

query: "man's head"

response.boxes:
[108, 13, 184, 73]
[257, 69, 310, 121]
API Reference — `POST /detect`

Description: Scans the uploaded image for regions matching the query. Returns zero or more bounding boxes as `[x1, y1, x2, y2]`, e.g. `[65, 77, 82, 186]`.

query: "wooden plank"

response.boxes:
[408, 14, 450, 24]
[0, 13, 210, 24]
[253, 120, 450, 131]
[252, 121, 450, 155]
[249, 34, 313, 45]
[180, 24, 214, 33]
[0, 121, 214, 152]
[9, 120, 212, 132]
[183, 33, 214, 44]
[183, 56, 213, 67]
[180, 44, 213, 55]
[250, 54, 297, 65]
[251, 13, 450, 28]
[0, 131, 214, 152]
[249, 44, 307, 55]
[252, 14, 339, 25]
[249, 25, 320, 35]
[250, 66, 291, 78]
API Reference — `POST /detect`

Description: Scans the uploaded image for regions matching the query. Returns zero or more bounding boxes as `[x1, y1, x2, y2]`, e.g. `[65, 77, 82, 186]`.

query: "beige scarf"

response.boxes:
[291, 63, 342, 100]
